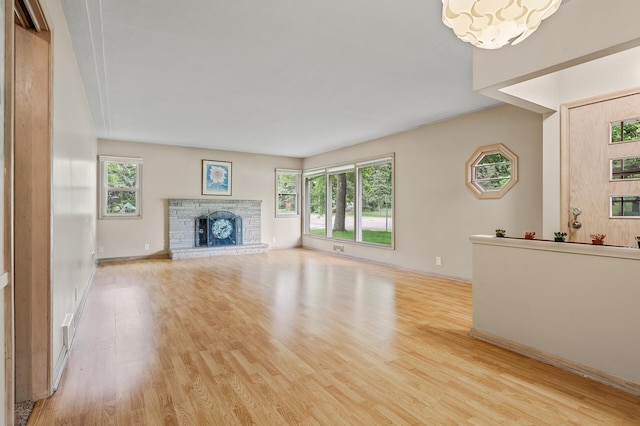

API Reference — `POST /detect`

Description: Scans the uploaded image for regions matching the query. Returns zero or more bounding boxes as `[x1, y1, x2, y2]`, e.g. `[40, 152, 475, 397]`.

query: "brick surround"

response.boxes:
[168, 199, 268, 259]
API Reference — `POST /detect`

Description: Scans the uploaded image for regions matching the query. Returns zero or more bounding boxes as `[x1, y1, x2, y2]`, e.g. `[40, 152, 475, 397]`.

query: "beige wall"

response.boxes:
[44, 0, 98, 383]
[473, 1, 640, 239]
[497, 47, 640, 238]
[303, 105, 542, 281]
[471, 236, 640, 390]
[97, 140, 302, 259]
[473, 0, 640, 95]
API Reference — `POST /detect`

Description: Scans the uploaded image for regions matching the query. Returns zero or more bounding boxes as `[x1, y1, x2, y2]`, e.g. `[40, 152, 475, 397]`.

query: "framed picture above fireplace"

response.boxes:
[202, 160, 232, 196]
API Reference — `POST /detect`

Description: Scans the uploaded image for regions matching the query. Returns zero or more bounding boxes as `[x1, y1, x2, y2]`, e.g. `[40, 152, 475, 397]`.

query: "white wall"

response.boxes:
[97, 140, 302, 259]
[303, 105, 542, 281]
[43, 0, 98, 382]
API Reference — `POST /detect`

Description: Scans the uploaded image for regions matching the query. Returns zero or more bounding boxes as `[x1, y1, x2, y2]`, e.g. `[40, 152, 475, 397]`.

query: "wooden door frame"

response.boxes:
[4, 0, 13, 423]
[5, 0, 52, 419]
[559, 86, 640, 241]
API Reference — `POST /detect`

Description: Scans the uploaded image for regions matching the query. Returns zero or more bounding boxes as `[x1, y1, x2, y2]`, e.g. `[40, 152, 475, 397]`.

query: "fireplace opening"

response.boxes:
[195, 211, 243, 247]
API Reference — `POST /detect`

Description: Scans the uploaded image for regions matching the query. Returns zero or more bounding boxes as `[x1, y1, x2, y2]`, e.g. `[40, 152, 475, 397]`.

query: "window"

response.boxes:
[99, 156, 143, 219]
[611, 196, 640, 217]
[328, 166, 355, 241]
[276, 169, 301, 216]
[305, 173, 326, 236]
[303, 156, 393, 247]
[465, 144, 518, 199]
[611, 157, 640, 180]
[611, 118, 640, 143]
[359, 160, 393, 245]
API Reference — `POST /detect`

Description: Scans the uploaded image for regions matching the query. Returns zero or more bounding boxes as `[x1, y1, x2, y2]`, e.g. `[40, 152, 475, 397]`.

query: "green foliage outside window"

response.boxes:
[611, 119, 640, 143]
[277, 171, 300, 215]
[101, 157, 142, 217]
[611, 157, 640, 180]
[474, 153, 511, 191]
[611, 196, 640, 217]
[361, 162, 393, 212]
[308, 175, 326, 216]
[305, 159, 393, 247]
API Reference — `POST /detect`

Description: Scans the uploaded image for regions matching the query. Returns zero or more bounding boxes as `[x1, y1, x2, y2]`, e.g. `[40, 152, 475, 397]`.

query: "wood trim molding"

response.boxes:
[559, 104, 571, 240]
[5, 0, 15, 423]
[559, 86, 640, 244]
[464, 143, 519, 199]
[469, 328, 640, 397]
[14, 0, 47, 31]
[562, 86, 640, 110]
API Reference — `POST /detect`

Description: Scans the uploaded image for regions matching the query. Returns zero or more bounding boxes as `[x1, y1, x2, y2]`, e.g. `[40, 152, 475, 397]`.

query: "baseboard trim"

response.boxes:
[469, 328, 640, 397]
[302, 246, 471, 284]
[52, 261, 98, 391]
[97, 252, 170, 264]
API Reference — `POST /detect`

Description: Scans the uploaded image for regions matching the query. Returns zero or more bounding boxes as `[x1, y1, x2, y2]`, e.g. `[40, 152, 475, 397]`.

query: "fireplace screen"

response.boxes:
[196, 211, 243, 247]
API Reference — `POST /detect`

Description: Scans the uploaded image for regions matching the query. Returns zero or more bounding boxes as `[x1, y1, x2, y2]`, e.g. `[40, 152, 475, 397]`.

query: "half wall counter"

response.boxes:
[469, 235, 640, 396]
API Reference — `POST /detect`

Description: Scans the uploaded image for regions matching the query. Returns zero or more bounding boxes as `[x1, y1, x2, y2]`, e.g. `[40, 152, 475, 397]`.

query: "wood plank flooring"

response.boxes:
[29, 249, 640, 425]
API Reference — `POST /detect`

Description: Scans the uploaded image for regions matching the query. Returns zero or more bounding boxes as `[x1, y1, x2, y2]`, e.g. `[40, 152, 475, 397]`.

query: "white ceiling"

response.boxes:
[61, 0, 500, 158]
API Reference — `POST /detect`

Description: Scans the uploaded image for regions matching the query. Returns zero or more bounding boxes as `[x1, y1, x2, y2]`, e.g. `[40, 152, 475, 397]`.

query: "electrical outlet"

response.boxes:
[272, 237, 276, 243]
[98, 246, 104, 253]
[333, 244, 344, 253]
[144, 243, 150, 251]
[435, 256, 442, 266]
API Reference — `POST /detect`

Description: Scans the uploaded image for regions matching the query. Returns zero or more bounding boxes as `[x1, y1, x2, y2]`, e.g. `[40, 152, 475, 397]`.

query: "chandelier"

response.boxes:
[441, 0, 562, 50]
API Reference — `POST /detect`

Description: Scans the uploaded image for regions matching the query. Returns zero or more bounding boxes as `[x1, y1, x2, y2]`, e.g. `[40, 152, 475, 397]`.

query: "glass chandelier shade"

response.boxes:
[441, 0, 562, 49]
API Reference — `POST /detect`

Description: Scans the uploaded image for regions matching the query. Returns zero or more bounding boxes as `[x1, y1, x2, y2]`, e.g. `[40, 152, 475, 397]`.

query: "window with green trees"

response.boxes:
[329, 167, 355, 241]
[306, 173, 326, 236]
[276, 169, 301, 216]
[611, 157, 640, 180]
[465, 144, 518, 199]
[99, 156, 143, 219]
[304, 156, 393, 247]
[611, 118, 640, 143]
[474, 153, 511, 191]
[611, 196, 640, 217]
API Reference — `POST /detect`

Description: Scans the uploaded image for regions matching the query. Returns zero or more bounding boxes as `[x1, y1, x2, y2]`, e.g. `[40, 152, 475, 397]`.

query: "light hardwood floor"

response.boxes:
[29, 249, 640, 425]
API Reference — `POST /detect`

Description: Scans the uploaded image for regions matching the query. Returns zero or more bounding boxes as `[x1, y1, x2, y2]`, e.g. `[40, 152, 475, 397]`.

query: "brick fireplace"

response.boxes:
[168, 199, 268, 259]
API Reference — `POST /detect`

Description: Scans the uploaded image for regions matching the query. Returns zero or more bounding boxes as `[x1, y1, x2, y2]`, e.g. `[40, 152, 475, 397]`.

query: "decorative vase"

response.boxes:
[637, 241, 640, 249]
[525, 235, 534, 240]
[554, 237, 565, 242]
[592, 240, 603, 245]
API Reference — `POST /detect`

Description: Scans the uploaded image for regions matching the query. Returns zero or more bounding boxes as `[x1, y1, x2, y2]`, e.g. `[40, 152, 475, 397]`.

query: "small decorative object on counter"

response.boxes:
[635, 236, 640, 248]
[524, 231, 535, 240]
[495, 229, 506, 237]
[554, 232, 567, 242]
[590, 233, 606, 245]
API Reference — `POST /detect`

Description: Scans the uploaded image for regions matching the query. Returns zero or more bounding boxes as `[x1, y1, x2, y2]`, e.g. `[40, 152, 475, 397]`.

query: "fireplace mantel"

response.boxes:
[168, 199, 268, 259]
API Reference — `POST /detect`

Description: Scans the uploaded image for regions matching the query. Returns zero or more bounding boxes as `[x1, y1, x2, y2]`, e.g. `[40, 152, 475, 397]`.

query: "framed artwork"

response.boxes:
[202, 160, 232, 196]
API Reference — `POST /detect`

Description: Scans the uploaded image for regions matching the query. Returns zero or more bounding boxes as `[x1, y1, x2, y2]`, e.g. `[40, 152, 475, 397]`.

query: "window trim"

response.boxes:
[465, 143, 518, 199]
[275, 169, 301, 217]
[99, 155, 143, 219]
